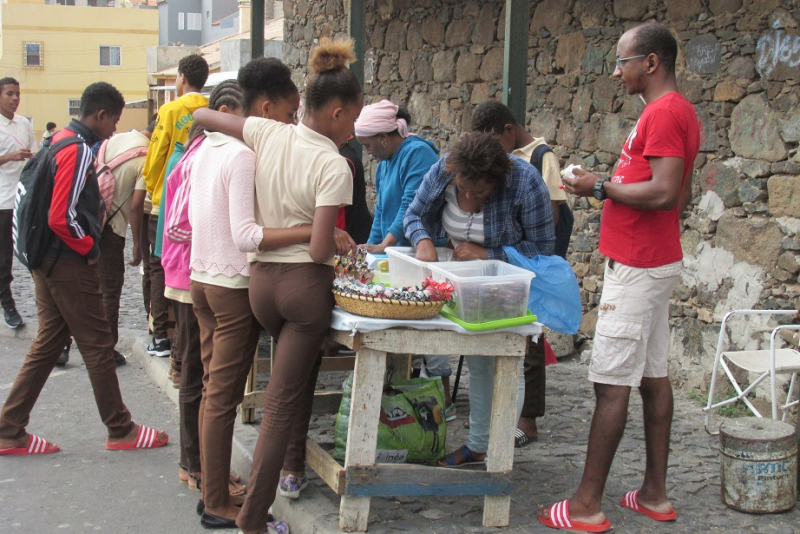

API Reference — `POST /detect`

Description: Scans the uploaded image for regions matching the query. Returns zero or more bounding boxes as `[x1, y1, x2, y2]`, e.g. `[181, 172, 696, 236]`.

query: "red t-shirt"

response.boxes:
[599, 92, 700, 268]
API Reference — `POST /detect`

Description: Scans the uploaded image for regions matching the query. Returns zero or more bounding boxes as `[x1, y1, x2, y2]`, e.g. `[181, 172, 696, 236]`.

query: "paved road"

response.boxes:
[0, 336, 203, 534]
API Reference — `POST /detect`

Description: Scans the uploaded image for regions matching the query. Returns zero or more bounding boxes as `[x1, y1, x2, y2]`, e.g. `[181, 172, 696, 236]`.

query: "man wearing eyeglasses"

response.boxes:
[538, 23, 700, 533]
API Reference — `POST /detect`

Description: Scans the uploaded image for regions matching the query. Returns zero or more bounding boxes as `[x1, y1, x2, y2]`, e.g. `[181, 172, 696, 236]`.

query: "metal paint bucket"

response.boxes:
[720, 417, 797, 513]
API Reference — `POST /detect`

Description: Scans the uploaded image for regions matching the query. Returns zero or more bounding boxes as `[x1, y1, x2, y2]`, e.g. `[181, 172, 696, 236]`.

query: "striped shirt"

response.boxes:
[442, 184, 485, 246]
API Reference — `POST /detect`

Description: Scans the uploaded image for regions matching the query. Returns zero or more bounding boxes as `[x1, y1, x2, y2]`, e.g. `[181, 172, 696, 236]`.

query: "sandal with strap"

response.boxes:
[538, 499, 612, 532]
[0, 434, 60, 456]
[106, 425, 169, 451]
[437, 445, 486, 468]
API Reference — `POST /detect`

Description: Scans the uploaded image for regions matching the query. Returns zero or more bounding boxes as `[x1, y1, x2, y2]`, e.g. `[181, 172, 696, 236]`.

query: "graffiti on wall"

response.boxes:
[756, 19, 800, 79]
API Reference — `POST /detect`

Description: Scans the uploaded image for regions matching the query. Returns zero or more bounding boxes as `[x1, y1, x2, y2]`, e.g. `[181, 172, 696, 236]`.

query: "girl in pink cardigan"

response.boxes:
[161, 80, 248, 519]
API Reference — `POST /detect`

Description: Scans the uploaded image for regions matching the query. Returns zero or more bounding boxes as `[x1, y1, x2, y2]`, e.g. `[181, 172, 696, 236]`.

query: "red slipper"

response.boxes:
[0, 434, 60, 456]
[106, 425, 168, 451]
[620, 490, 677, 521]
[538, 499, 612, 532]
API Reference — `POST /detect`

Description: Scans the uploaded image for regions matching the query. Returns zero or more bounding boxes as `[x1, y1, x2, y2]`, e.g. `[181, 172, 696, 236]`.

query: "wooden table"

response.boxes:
[306, 326, 535, 532]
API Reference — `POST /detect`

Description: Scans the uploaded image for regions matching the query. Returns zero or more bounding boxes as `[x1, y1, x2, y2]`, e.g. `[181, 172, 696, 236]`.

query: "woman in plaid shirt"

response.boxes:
[404, 132, 554, 467]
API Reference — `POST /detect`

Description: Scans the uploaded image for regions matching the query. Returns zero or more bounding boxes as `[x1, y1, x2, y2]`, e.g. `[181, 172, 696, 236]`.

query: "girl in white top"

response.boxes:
[193, 38, 361, 534]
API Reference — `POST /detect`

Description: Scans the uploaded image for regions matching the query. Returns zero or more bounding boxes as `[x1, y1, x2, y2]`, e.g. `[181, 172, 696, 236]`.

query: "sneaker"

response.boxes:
[56, 344, 70, 366]
[278, 474, 308, 500]
[4, 307, 23, 329]
[113, 350, 127, 367]
[146, 337, 171, 357]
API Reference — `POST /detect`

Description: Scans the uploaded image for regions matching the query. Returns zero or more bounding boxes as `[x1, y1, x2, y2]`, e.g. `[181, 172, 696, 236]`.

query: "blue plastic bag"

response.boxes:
[503, 246, 582, 334]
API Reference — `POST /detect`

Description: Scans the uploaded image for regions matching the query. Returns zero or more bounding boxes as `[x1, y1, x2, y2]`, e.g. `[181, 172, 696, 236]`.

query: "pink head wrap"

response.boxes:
[354, 100, 411, 138]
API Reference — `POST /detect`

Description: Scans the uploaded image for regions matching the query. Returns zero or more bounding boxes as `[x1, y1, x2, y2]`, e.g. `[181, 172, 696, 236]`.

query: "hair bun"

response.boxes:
[309, 37, 356, 74]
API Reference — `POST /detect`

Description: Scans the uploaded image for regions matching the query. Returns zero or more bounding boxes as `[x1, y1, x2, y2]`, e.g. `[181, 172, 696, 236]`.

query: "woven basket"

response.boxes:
[333, 290, 445, 320]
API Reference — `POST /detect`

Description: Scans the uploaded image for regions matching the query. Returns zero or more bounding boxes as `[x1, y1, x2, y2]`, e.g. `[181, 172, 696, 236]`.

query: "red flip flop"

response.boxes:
[106, 425, 168, 451]
[0, 434, 60, 456]
[538, 499, 612, 532]
[620, 490, 677, 521]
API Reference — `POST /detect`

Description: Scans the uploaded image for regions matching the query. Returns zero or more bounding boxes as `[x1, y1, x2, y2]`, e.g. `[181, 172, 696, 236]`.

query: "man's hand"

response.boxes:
[128, 246, 142, 266]
[333, 228, 357, 256]
[414, 239, 438, 262]
[4, 149, 33, 163]
[453, 242, 488, 261]
[561, 167, 600, 198]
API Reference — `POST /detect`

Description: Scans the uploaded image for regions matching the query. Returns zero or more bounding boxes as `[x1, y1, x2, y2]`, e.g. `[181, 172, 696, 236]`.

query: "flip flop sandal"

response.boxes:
[0, 434, 60, 456]
[188, 471, 202, 491]
[444, 404, 457, 422]
[620, 490, 677, 521]
[514, 428, 538, 448]
[178, 464, 190, 484]
[106, 425, 169, 451]
[463, 420, 470, 429]
[437, 445, 486, 468]
[229, 476, 246, 496]
[538, 499, 612, 532]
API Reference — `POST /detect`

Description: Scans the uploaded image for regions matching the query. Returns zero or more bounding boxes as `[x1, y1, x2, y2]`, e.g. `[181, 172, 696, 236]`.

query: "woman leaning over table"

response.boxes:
[193, 37, 361, 534]
[403, 131, 555, 467]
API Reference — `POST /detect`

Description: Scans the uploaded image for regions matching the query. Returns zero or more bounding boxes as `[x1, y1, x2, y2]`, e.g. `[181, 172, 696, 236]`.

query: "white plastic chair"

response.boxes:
[704, 309, 800, 434]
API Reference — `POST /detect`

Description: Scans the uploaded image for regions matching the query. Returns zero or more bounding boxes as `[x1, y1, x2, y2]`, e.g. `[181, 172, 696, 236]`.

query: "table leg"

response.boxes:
[483, 355, 522, 527]
[340, 347, 387, 532]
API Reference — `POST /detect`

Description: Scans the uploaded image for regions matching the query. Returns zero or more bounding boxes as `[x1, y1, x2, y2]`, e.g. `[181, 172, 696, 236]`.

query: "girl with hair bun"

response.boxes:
[193, 39, 362, 534]
[185, 73, 292, 531]
[161, 79, 244, 513]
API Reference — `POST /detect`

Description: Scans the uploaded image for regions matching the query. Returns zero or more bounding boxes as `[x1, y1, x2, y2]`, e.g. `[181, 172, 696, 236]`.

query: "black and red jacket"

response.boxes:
[48, 119, 102, 259]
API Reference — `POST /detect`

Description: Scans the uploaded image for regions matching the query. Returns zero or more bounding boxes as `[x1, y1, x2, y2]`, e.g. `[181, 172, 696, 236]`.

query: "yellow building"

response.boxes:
[0, 0, 158, 140]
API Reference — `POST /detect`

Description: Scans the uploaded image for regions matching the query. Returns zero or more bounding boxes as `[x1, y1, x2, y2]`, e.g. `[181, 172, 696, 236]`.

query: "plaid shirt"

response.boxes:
[404, 154, 555, 260]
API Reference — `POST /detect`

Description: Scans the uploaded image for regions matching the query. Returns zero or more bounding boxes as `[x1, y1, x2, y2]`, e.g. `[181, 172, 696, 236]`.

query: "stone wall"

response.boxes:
[283, 0, 800, 396]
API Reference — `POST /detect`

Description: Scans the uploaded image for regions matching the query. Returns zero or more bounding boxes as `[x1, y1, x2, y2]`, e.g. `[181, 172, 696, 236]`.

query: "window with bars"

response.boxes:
[68, 99, 81, 116]
[24, 42, 43, 68]
[99, 46, 121, 67]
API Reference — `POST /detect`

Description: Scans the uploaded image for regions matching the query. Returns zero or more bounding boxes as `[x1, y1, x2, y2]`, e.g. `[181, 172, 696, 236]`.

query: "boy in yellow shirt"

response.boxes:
[142, 54, 209, 358]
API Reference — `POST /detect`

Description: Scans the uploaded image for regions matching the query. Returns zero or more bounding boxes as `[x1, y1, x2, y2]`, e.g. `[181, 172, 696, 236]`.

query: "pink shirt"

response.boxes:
[189, 132, 261, 285]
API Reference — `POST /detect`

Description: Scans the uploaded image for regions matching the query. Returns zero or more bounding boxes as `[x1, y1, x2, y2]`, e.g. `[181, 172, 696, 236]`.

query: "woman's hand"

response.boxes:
[561, 167, 599, 197]
[453, 242, 488, 261]
[333, 228, 357, 256]
[414, 239, 438, 262]
[362, 243, 385, 254]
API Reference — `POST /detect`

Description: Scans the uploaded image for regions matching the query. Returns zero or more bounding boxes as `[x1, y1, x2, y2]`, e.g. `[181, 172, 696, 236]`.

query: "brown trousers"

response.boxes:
[98, 225, 126, 345]
[191, 281, 261, 509]
[140, 212, 151, 316]
[0, 256, 134, 441]
[147, 215, 169, 339]
[521, 335, 546, 419]
[237, 263, 333, 531]
[172, 300, 202, 473]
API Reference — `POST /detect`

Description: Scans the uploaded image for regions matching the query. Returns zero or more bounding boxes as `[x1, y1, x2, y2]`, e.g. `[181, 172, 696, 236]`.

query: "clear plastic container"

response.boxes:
[428, 261, 534, 324]
[385, 246, 454, 288]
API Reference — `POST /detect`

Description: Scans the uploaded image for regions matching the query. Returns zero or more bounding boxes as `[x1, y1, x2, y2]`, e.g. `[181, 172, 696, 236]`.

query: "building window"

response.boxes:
[178, 12, 185, 30]
[187, 12, 202, 31]
[68, 99, 81, 116]
[56, 0, 76, 5]
[24, 42, 43, 68]
[99, 46, 121, 67]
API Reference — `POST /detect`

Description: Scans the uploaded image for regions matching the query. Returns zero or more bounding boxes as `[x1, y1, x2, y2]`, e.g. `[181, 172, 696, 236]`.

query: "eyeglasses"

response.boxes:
[615, 54, 646, 69]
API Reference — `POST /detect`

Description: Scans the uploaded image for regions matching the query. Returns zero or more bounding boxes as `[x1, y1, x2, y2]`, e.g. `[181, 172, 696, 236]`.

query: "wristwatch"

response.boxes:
[592, 178, 607, 201]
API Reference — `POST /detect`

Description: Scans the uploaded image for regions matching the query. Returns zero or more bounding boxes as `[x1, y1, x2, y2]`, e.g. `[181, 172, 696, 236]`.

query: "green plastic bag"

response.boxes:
[333, 374, 447, 465]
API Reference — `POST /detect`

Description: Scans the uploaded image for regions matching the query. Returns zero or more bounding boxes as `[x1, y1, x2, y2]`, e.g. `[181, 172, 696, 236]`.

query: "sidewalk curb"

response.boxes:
[128, 333, 348, 534]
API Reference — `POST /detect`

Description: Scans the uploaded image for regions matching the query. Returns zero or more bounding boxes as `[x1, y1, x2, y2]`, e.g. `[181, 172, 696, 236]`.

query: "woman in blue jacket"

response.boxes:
[355, 100, 438, 253]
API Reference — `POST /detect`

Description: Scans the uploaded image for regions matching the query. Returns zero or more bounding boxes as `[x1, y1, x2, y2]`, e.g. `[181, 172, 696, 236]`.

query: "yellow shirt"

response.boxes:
[143, 92, 208, 214]
[243, 118, 353, 265]
[513, 138, 567, 202]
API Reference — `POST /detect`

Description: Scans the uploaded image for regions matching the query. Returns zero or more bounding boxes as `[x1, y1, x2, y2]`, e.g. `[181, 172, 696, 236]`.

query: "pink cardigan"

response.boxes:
[162, 136, 204, 292]
[188, 132, 261, 280]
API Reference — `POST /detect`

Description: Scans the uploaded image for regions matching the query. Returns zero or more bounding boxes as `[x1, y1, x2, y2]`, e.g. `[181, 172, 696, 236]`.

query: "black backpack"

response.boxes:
[13, 137, 83, 271]
[529, 144, 574, 260]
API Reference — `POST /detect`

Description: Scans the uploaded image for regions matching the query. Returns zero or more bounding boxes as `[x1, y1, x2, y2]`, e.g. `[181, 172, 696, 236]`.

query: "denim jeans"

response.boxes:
[464, 355, 525, 454]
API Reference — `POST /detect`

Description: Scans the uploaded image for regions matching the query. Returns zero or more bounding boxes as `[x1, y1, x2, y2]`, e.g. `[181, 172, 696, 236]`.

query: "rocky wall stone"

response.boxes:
[729, 93, 789, 161]
[767, 175, 800, 218]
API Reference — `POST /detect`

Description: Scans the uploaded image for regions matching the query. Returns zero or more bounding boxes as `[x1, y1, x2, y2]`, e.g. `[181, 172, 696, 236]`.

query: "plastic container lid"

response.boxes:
[385, 246, 454, 288]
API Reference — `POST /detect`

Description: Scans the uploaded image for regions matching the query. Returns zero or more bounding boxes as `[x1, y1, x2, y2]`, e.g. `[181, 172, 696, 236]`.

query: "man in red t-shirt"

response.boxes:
[538, 23, 700, 532]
